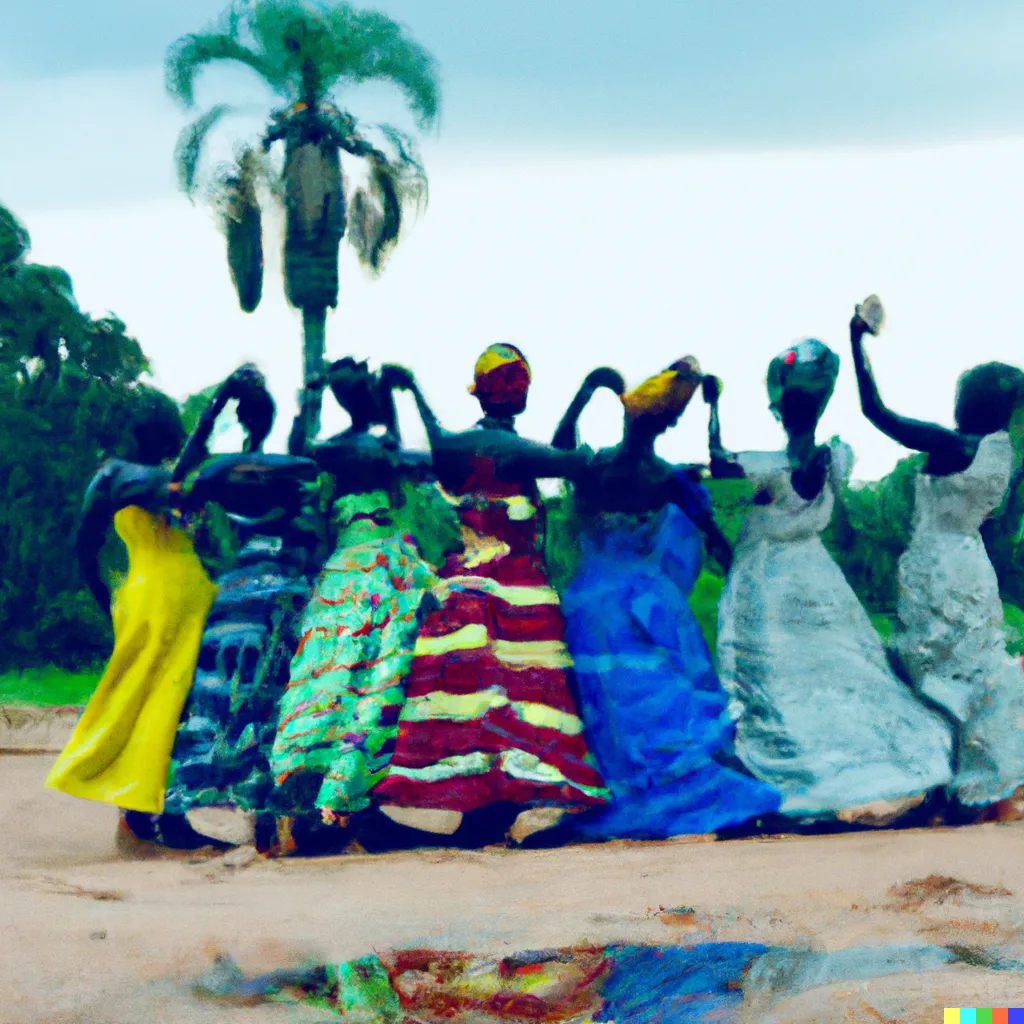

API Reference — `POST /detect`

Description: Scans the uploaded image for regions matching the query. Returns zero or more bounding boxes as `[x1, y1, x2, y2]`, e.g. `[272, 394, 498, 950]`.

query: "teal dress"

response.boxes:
[270, 490, 436, 815]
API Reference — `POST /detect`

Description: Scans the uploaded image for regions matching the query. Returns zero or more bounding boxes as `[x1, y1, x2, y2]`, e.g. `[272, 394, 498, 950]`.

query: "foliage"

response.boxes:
[166, 0, 440, 317]
[392, 479, 461, 571]
[826, 453, 926, 612]
[0, 203, 176, 672]
[0, 667, 100, 707]
[165, 0, 439, 126]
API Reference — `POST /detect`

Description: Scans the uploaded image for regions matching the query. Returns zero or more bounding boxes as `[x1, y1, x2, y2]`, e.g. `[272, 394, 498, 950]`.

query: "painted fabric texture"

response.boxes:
[894, 430, 1024, 806]
[716, 441, 954, 819]
[163, 536, 310, 816]
[45, 506, 217, 814]
[561, 484, 781, 841]
[270, 491, 436, 814]
[373, 465, 611, 813]
[594, 944, 769, 1022]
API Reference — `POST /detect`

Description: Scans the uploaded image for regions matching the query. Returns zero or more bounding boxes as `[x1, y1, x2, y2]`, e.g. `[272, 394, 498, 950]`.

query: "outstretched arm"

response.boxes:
[850, 310, 971, 460]
[288, 376, 328, 457]
[174, 365, 267, 482]
[552, 367, 626, 450]
[380, 364, 446, 450]
[703, 376, 745, 480]
[670, 468, 733, 573]
[492, 434, 593, 482]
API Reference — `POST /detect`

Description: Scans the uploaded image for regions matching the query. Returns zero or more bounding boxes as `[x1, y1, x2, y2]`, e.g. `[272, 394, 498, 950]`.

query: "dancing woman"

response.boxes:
[45, 379, 241, 814]
[156, 369, 321, 851]
[371, 345, 611, 843]
[850, 296, 1024, 816]
[549, 359, 781, 841]
[268, 359, 443, 843]
[709, 338, 953, 825]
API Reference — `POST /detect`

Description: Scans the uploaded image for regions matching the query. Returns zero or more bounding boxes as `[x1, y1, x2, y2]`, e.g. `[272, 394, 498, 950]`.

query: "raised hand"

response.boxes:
[379, 363, 417, 392]
[702, 375, 723, 405]
[852, 294, 885, 337]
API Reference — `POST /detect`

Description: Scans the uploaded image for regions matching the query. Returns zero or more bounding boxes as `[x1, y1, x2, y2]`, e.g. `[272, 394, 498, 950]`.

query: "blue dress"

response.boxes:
[561, 482, 781, 840]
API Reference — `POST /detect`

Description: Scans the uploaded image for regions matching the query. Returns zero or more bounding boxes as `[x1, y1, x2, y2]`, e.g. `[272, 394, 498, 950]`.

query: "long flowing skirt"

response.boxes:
[561, 508, 781, 840]
[717, 533, 953, 819]
[895, 532, 1024, 805]
[46, 507, 217, 814]
[163, 547, 310, 817]
[270, 532, 435, 814]
[373, 547, 610, 812]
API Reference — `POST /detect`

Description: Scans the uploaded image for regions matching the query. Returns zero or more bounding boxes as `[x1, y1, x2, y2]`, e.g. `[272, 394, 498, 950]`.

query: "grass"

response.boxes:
[0, 666, 100, 707]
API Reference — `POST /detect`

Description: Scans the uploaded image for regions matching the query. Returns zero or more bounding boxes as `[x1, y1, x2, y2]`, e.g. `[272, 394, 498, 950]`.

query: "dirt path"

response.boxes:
[3, 753, 1024, 1022]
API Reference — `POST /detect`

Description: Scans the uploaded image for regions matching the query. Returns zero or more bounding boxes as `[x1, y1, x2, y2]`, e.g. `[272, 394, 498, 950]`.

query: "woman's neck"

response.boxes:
[786, 427, 818, 465]
[477, 414, 517, 432]
[621, 428, 657, 460]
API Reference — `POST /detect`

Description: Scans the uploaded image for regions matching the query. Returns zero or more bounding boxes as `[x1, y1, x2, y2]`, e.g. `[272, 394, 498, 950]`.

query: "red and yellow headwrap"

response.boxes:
[620, 356, 703, 421]
[469, 343, 532, 413]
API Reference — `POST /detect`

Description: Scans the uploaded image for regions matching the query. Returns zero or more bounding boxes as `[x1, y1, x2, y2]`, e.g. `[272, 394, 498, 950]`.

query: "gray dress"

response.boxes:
[716, 440, 953, 819]
[894, 430, 1024, 806]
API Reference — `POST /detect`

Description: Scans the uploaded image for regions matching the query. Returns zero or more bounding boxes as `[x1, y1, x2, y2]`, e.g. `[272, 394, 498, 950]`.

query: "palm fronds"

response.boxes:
[175, 104, 235, 198]
[318, 4, 440, 127]
[348, 126, 427, 273]
[166, 23, 278, 108]
[166, 1, 440, 127]
[211, 148, 268, 313]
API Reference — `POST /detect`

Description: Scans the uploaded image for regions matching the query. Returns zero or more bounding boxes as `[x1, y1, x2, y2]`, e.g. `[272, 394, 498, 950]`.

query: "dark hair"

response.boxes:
[326, 357, 398, 434]
[236, 380, 275, 451]
[954, 362, 1024, 436]
[130, 387, 185, 466]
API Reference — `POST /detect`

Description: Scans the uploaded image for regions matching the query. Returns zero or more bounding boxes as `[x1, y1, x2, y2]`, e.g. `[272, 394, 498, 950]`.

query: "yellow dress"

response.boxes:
[45, 506, 218, 814]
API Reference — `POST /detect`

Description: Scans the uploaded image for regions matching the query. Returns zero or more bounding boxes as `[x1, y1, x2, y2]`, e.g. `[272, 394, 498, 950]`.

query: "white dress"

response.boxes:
[894, 430, 1024, 806]
[716, 440, 953, 819]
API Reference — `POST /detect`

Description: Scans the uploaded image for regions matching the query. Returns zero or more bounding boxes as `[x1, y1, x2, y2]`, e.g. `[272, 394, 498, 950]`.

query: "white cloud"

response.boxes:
[21, 137, 1024, 482]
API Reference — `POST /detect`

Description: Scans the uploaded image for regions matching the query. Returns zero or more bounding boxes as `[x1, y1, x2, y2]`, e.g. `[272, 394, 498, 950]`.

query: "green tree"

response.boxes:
[165, 0, 440, 435]
[0, 204, 173, 671]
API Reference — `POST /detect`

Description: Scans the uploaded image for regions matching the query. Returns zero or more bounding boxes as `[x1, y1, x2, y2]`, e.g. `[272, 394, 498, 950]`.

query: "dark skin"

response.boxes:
[552, 367, 733, 573]
[850, 311, 979, 476]
[379, 363, 593, 490]
[75, 365, 279, 612]
[288, 361, 432, 502]
[706, 375, 833, 503]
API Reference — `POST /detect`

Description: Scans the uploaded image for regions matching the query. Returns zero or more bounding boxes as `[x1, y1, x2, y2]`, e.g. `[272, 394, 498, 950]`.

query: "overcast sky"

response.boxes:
[4, 2, 1024, 479]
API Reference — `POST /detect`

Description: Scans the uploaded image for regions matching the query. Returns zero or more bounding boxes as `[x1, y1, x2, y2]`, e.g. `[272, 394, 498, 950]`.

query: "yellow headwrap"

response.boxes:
[468, 343, 531, 396]
[620, 356, 702, 421]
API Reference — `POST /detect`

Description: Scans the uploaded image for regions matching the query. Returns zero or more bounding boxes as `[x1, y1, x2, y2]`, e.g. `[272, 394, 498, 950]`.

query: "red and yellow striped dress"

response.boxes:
[372, 460, 610, 812]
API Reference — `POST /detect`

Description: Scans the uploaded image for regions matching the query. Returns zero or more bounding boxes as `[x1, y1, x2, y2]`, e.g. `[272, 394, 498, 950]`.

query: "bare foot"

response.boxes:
[836, 794, 924, 828]
[379, 806, 464, 835]
[509, 807, 566, 844]
[186, 806, 256, 846]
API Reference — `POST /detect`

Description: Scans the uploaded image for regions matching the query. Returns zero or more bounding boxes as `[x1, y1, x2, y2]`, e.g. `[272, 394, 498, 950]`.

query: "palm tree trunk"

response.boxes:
[301, 305, 326, 438]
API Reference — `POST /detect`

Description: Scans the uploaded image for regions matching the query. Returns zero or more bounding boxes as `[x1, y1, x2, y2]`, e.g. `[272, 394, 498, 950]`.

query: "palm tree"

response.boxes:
[166, 0, 440, 434]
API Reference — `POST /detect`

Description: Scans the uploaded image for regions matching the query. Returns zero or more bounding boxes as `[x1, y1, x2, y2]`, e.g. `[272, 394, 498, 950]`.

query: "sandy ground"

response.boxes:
[3, 753, 1024, 1023]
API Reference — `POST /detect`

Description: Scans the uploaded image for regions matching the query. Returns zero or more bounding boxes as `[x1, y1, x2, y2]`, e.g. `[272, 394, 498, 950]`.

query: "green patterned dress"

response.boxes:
[270, 491, 437, 815]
